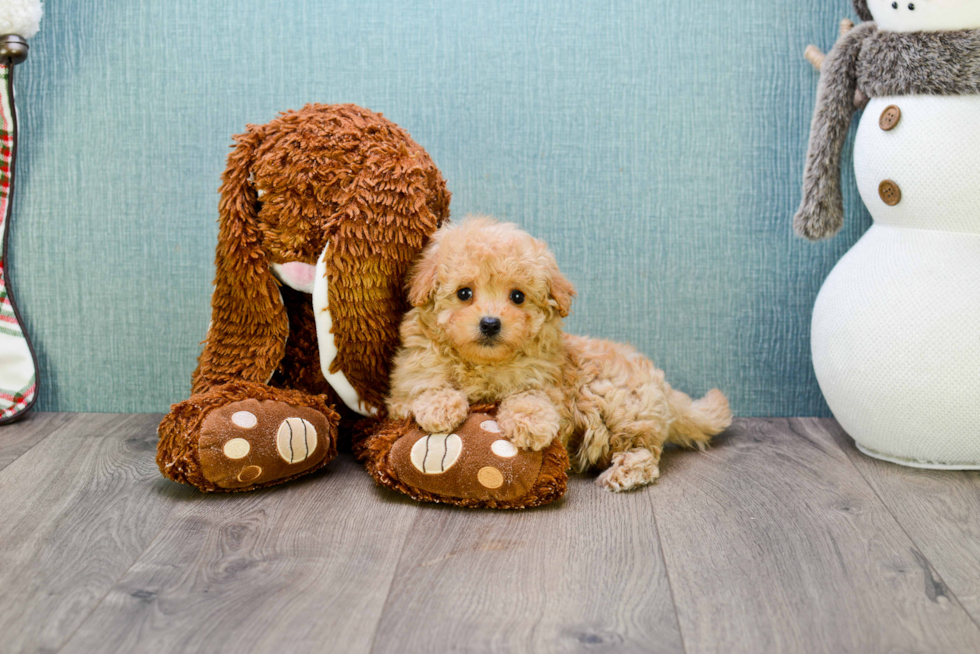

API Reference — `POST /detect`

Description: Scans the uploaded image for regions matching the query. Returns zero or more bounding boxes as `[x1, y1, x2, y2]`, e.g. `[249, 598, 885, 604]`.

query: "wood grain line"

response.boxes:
[0, 411, 75, 472]
[0, 412, 193, 653]
[824, 418, 980, 626]
[652, 418, 980, 653]
[4, 414, 979, 654]
[59, 455, 420, 654]
[370, 475, 684, 654]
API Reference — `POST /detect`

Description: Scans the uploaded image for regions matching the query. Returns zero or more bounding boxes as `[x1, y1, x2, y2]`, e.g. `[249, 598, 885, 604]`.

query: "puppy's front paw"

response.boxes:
[412, 388, 469, 434]
[497, 395, 560, 452]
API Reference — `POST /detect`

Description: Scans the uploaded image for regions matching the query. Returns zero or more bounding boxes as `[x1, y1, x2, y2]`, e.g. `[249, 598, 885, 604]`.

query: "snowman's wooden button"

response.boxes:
[878, 180, 902, 206]
[879, 105, 901, 131]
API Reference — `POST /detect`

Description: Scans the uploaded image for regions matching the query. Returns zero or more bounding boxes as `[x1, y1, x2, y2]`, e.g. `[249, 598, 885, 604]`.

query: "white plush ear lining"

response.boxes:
[313, 242, 377, 417]
[270, 261, 317, 294]
[0, 0, 43, 39]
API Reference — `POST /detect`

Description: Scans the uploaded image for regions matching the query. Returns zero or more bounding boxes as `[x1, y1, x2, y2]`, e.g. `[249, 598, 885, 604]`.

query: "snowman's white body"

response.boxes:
[811, 94, 980, 467]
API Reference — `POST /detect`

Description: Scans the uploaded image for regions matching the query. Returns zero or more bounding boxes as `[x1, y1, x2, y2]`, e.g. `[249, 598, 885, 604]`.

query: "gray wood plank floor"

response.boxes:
[1, 413, 979, 654]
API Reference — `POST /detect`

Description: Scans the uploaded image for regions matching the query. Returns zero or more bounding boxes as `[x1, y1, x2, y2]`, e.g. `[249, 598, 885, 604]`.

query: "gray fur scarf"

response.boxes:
[794, 24, 980, 240]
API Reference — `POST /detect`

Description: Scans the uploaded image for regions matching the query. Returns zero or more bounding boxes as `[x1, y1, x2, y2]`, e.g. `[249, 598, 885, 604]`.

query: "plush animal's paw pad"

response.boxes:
[223, 438, 251, 459]
[237, 465, 263, 483]
[231, 411, 258, 428]
[276, 417, 318, 464]
[476, 466, 504, 489]
[490, 438, 517, 458]
[369, 409, 568, 507]
[410, 433, 463, 473]
[198, 400, 336, 490]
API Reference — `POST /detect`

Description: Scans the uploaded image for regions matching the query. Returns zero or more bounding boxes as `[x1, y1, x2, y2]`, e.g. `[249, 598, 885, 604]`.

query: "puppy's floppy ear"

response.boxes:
[407, 230, 444, 307]
[547, 261, 576, 318]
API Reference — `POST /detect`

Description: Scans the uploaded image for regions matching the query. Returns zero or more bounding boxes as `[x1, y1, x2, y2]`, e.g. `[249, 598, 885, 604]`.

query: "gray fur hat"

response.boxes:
[853, 0, 873, 22]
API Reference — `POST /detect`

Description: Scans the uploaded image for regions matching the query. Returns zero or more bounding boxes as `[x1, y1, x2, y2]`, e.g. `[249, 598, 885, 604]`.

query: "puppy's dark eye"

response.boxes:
[892, 1, 898, 7]
[509, 290, 525, 305]
[908, 2, 915, 9]
[456, 287, 473, 301]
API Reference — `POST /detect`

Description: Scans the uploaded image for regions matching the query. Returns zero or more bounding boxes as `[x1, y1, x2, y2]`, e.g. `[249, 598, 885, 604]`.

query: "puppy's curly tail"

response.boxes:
[666, 387, 732, 450]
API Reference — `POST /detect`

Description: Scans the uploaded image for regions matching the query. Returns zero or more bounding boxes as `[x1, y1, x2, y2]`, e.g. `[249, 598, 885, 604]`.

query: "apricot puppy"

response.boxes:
[387, 217, 732, 491]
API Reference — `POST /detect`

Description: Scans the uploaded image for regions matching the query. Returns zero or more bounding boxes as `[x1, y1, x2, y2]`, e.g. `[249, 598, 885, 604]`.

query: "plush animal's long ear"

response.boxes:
[547, 261, 576, 318]
[191, 123, 288, 393]
[407, 231, 444, 307]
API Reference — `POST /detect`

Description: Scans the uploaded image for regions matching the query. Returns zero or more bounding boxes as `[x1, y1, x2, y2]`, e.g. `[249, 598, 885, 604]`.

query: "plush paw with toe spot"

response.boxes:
[157, 381, 339, 492]
[196, 400, 334, 490]
[356, 406, 569, 509]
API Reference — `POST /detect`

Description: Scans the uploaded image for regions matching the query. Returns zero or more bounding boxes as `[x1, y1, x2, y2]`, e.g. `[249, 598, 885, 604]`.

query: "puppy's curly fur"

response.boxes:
[387, 217, 732, 492]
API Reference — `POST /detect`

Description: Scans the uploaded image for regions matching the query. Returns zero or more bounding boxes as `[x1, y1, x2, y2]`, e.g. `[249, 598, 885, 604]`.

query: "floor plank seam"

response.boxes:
[0, 416, 66, 474]
[647, 492, 691, 654]
[12, 415, 980, 652]
[365, 503, 422, 654]
[821, 419, 980, 637]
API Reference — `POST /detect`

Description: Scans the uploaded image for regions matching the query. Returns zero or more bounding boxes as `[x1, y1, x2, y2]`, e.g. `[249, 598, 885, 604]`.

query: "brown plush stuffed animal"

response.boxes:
[157, 104, 451, 492]
[158, 103, 571, 507]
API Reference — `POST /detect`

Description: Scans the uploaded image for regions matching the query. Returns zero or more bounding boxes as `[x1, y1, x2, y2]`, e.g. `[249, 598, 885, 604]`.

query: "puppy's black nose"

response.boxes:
[479, 316, 502, 337]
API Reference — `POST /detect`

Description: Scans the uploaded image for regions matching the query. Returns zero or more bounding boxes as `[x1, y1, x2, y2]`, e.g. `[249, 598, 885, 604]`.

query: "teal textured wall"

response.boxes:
[9, 0, 869, 415]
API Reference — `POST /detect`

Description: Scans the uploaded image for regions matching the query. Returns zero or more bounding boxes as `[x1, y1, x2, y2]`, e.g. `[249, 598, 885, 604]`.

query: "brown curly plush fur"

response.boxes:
[157, 104, 450, 492]
[355, 405, 569, 509]
[192, 103, 450, 408]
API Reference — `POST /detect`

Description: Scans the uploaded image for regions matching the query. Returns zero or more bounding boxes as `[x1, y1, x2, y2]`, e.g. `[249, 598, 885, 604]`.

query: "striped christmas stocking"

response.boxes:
[0, 62, 38, 423]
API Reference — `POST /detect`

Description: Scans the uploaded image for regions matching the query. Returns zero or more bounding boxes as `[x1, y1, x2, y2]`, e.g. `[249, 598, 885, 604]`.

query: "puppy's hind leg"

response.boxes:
[596, 446, 662, 492]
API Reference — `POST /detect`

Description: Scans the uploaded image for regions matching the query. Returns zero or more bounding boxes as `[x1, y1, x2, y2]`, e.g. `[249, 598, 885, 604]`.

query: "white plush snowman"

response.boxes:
[795, 0, 980, 467]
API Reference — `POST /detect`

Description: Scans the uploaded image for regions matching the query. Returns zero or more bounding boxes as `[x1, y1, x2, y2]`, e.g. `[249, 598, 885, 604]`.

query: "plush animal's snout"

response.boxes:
[479, 316, 502, 337]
